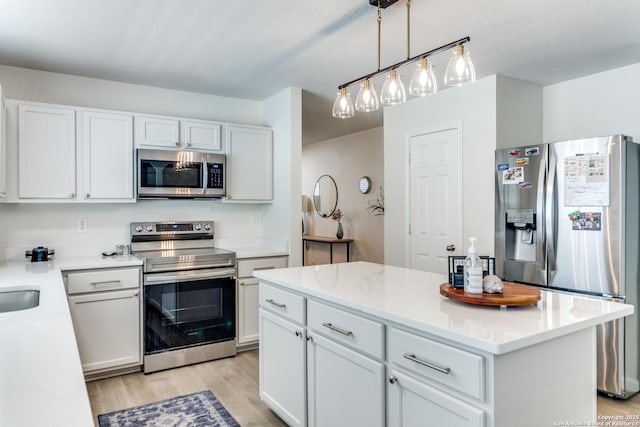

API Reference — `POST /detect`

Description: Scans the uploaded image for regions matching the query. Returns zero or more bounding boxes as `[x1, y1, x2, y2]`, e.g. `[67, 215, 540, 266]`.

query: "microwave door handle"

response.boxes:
[202, 158, 207, 194]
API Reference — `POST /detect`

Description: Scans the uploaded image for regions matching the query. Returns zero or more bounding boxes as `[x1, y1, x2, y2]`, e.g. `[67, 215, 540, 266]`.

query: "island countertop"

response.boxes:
[254, 261, 633, 355]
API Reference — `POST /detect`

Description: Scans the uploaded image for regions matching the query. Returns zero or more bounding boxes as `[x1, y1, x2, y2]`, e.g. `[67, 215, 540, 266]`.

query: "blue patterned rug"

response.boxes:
[97, 390, 240, 427]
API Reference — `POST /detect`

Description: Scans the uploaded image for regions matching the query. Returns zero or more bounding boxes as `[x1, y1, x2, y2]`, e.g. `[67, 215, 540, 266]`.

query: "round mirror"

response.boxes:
[359, 176, 372, 194]
[313, 175, 338, 218]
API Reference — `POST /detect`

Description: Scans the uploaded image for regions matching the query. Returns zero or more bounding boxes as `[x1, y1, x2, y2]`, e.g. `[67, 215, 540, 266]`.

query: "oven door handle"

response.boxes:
[144, 267, 236, 285]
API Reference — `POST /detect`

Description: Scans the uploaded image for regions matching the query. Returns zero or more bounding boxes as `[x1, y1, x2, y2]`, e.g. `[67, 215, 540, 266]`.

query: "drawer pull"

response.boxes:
[254, 266, 275, 271]
[90, 280, 122, 287]
[295, 330, 302, 337]
[403, 353, 451, 374]
[389, 376, 398, 384]
[322, 322, 353, 337]
[265, 298, 286, 309]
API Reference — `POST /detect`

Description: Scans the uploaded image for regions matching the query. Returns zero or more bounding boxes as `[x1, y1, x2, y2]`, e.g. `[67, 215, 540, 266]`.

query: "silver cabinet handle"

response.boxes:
[306, 335, 313, 342]
[265, 298, 286, 309]
[295, 330, 302, 337]
[322, 322, 353, 336]
[1, 189, 6, 195]
[239, 281, 245, 286]
[134, 292, 139, 297]
[254, 266, 275, 271]
[389, 376, 398, 384]
[70, 192, 75, 198]
[85, 193, 90, 198]
[175, 142, 181, 147]
[403, 353, 451, 374]
[186, 142, 192, 147]
[446, 244, 455, 252]
[90, 280, 122, 287]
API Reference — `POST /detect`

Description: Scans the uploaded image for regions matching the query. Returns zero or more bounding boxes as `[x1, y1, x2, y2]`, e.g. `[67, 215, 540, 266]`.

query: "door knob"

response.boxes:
[446, 244, 456, 252]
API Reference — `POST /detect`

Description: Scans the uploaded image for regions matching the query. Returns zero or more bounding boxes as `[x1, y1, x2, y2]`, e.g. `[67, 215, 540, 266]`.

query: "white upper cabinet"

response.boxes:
[0, 86, 6, 200]
[182, 119, 221, 151]
[16, 103, 134, 202]
[135, 115, 222, 152]
[81, 110, 134, 200]
[224, 124, 273, 202]
[135, 115, 180, 149]
[18, 104, 76, 199]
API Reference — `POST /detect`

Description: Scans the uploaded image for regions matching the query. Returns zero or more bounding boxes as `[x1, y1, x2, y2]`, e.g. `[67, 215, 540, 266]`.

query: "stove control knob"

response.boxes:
[204, 224, 211, 230]
[146, 225, 153, 232]
[135, 225, 143, 232]
[194, 224, 202, 231]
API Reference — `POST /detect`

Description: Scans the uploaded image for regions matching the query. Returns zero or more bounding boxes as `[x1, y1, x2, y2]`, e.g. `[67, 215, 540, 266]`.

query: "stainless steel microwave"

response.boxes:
[137, 149, 225, 198]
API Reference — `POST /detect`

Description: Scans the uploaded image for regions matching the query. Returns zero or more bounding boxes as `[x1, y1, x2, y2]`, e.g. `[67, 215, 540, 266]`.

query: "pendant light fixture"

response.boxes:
[444, 44, 476, 86]
[332, 0, 476, 119]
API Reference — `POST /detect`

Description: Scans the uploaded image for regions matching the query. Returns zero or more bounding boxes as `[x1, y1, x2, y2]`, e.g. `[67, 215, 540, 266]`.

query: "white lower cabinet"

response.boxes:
[388, 369, 484, 427]
[259, 308, 306, 427]
[65, 267, 141, 376]
[237, 256, 288, 348]
[307, 333, 385, 427]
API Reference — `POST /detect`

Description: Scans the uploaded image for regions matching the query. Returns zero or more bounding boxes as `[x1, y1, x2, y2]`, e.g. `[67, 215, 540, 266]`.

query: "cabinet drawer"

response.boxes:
[308, 300, 384, 360]
[388, 327, 484, 400]
[238, 256, 288, 278]
[259, 282, 305, 325]
[66, 268, 140, 294]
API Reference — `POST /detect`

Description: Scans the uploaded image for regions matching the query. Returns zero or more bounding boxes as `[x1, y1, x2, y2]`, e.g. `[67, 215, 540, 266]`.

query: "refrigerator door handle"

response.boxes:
[546, 148, 557, 280]
[535, 147, 546, 280]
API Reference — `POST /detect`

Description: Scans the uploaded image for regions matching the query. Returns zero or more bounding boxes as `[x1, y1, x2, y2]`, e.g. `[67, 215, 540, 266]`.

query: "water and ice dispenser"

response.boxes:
[505, 209, 536, 262]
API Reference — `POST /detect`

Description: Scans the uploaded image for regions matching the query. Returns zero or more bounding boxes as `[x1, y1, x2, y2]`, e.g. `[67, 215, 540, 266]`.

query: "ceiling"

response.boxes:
[0, 0, 638, 144]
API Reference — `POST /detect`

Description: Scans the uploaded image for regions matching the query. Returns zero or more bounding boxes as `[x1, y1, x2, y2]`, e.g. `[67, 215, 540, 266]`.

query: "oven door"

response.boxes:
[143, 267, 236, 355]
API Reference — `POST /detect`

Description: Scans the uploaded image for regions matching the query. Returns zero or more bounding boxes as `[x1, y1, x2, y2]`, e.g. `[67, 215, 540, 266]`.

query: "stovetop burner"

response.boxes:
[130, 221, 236, 273]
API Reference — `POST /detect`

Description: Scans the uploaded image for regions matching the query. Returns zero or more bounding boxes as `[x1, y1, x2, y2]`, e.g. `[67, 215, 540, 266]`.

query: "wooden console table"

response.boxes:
[302, 234, 353, 266]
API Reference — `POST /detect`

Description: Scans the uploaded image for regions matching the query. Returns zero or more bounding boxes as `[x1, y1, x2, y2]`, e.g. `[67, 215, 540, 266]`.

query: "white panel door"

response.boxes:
[238, 277, 259, 345]
[18, 104, 76, 199]
[307, 333, 385, 427]
[225, 125, 273, 201]
[135, 115, 180, 148]
[82, 110, 134, 200]
[182, 120, 221, 151]
[259, 308, 306, 427]
[68, 289, 141, 373]
[388, 369, 484, 427]
[409, 127, 461, 274]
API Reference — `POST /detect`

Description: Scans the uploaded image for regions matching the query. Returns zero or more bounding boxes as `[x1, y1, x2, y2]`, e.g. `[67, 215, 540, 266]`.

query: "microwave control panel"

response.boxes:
[208, 163, 224, 189]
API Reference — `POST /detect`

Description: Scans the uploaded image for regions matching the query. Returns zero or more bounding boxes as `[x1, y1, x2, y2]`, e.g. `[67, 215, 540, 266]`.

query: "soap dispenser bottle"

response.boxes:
[464, 237, 483, 294]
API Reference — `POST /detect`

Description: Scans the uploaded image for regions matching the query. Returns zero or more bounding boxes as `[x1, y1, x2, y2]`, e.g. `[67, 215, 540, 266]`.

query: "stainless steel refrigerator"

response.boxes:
[495, 135, 639, 398]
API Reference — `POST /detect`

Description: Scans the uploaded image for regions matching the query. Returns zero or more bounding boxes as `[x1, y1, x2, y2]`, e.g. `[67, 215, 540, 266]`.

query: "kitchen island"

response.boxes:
[255, 261, 633, 427]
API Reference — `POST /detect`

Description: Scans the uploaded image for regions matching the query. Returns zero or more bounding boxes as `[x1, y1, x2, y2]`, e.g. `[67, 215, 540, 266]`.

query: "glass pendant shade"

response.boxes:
[444, 44, 476, 87]
[380, 69, 406, 105]
[355, 79, 380, 112]
[332, 88, 355, 118]
[409, 58, 438, 96]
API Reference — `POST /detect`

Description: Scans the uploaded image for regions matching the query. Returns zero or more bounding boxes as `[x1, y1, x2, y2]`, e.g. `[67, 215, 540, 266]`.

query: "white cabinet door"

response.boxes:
[238, 277, 259, 345]
[135, 115, 180, 149]
[18, 104, 76, 199]
[0, 89, 6, 200]
[182, 120, 221, 151]
[259, 308, 306, 427]
[307, 333, 385, 427]
[225, 125, 273, 202]
[388, 370, 484, 427]
[68, 288, 141, 373]
[81, 110, 134, 200]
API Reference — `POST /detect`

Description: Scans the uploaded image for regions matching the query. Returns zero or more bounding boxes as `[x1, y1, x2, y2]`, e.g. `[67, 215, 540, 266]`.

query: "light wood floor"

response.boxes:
[86, 350, 286, 427]
[88, 350, 640, 426]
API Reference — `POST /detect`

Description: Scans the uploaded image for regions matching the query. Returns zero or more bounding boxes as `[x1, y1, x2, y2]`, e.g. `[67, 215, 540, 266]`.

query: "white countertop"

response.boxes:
[0, 255, 142, 427]
[254, 261, 634, 355]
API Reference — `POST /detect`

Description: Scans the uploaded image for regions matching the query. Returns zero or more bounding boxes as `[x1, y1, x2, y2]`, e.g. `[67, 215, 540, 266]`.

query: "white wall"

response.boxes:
[0, 65, 295, 260]
[383, 75, 542, 268]
[262, 87, 303, 266]
[543, 63, 640, 143]
[301, 127, 384, 264]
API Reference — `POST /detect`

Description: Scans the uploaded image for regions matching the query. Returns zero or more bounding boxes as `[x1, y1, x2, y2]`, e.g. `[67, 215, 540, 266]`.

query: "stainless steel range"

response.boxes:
[131, 220, 237, 374]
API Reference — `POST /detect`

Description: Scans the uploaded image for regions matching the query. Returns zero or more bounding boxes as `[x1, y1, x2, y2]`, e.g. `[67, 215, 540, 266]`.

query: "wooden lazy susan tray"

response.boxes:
[439, 282, 541, 307]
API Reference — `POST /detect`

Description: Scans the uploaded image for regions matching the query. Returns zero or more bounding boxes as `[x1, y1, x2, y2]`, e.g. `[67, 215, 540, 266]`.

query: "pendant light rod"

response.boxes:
[338, 36, 470, 90]
[406, 0, 411, 60]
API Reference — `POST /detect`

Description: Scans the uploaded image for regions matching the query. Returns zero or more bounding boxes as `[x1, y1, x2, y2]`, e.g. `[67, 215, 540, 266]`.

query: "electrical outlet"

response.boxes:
[77, 219, 88, 233]
[249, 216, 258, 227]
